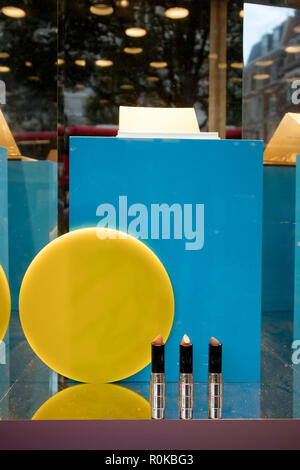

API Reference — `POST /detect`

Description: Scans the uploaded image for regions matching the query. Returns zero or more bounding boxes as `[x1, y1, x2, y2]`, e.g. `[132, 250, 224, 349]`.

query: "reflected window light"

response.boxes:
[124, 47, 143, 54]
[1, 6, 26, 18]
[231, 62, 243, 69]
[253, 74, 270, 80]
[90, 4, 114, 16]
[95, 59, 113, 67]
[285, 45, 300, 54]
[0, 52, 9, 59]
[27, 76, 40, 81]
[0, 66, 10, 72]
[125, 27, 147, 38]
[150, 62, 168, 69]
[165, 7, 189, 20]
[147, 76, 160, 82]
[75, 59, 86, 67]
[120, 84, 134, 90]
[255, 60, 273, 67]
[230, 77, 243, 83]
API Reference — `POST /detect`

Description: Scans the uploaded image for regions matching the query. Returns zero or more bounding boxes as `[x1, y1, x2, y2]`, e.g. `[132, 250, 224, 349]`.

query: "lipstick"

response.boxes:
[208, 337, 223, 419]
[150, 335, 165, 420]
[178, 335, 194, 420]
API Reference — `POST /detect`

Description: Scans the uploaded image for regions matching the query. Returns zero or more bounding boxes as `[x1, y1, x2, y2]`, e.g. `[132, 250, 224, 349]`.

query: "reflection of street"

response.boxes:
[32, 383, 151, 420]
[243, 6, 300, 145]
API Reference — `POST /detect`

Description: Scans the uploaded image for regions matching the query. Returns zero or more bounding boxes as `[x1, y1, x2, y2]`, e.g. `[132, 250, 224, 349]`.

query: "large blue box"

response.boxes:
[293, 157, 300, 417]
[69, 137, 263, 382]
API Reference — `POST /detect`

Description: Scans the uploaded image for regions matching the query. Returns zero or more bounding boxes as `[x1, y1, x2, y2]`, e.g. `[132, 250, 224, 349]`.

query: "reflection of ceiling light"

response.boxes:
[209, 53, 218, 60]
[117, 0, 129, 6]
[239, 10, 244, 18]
[1, 6, 26, 18]
[165, 7, 189, 19]
[56, 59, 64, 65]
[120, 84, 134, 90]
[27, 76, 40, 81]
[286, 77, 300, 82]
[218, 63, 227, 70]
[76, 84, 85, 89]
[253, 74, 270, 80]
[150, 61, 168, 68]
[256, 60, 273, 67]
[231, 62, 243, 69]
[25, 61, 32, 67]
[95, 59, 113, 67]
[90, 4, 114, 16]
[147, 76, 160, 82]
[0, 66, 10, 72]
[294, 26, 300, 33]
[286, 46, 300, 53]
[125, 27, 147, 38]
[75, 59, 86, 67]
[230, 77, 243, 83]
[0, 52, 9, 58]
[99, 98, 110, 104]
[124, 47, 143, 54]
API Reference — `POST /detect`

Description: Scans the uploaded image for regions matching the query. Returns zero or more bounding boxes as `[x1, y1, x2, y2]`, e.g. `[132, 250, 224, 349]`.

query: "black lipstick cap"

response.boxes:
[180, 344, 193, 374]
[209, 338, 222, 374]
[151, 343, 165, 373]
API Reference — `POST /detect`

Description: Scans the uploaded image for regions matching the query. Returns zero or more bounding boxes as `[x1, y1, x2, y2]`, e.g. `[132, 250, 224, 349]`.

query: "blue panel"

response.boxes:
[69, 137, 263, 383]
[0, 147, 8, 276]
[8, 161, 57, 312]
[294, 157, 300, 417]
[262, 166, 295, 313]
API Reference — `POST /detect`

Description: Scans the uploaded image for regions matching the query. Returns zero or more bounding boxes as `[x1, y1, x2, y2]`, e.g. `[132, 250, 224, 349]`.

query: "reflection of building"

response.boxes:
[243, 11, 300, 144]
[64, 87, 93, 126]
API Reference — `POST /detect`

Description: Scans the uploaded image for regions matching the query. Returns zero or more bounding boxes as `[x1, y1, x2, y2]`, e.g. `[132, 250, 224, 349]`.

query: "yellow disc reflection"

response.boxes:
[32, 384, 151, 420]
[0, 265, 11, 343]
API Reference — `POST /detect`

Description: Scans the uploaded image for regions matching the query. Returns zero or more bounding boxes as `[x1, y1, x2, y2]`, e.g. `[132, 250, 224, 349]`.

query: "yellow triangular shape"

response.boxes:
[0, 109, 21, 158]
[264, 113, 300, 166]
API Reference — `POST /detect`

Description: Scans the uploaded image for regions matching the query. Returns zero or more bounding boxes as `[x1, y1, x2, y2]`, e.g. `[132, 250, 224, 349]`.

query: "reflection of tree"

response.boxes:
[63, 0, 243, 128]
[64, 0, 211, 127]
[0, 0, 57, 132]
[0, 0, 244, 131]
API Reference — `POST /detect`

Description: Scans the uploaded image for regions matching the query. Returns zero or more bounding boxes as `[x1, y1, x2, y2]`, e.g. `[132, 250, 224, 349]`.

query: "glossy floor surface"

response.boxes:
[0, 309, 298, 420]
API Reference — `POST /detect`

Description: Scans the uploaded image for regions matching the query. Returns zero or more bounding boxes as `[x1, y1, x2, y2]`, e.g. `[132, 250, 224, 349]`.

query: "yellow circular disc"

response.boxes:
[0, 265, 11, 343]
[32, 383, 151, 420]
[19, 228, 174, 383]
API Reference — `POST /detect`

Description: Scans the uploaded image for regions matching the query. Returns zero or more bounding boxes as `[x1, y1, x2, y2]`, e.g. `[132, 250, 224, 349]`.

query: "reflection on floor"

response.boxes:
[261, 310, 294, 419]
[0, 309, 298, 420]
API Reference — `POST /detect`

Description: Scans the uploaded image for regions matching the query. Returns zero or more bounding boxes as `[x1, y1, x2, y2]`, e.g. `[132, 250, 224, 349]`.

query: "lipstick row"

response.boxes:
[150, 335, 223, 420]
